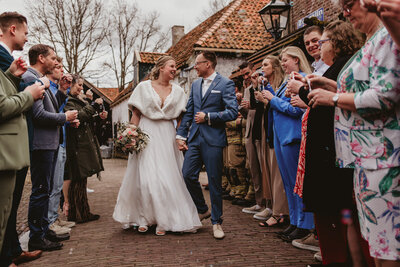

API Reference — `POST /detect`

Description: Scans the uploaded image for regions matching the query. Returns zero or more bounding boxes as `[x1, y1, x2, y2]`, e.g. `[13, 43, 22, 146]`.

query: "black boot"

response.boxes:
[277, 224, 296, 237]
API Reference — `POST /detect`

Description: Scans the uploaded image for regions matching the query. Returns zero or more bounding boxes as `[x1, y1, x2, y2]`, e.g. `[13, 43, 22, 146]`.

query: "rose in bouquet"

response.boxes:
[114, 123, 149, 154]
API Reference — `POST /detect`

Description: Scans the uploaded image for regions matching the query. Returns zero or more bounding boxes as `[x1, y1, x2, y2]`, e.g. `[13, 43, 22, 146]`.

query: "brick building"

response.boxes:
[110, 0, 273, 128]
[242, 0, 343, 70]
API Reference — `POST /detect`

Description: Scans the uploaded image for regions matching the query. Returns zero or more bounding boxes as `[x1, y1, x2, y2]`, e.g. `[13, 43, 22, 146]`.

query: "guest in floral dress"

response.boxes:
[308, 0, 400, 264]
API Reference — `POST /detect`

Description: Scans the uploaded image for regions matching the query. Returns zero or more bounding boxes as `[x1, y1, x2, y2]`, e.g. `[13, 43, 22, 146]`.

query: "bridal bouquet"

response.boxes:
[114, 123, 149, 154]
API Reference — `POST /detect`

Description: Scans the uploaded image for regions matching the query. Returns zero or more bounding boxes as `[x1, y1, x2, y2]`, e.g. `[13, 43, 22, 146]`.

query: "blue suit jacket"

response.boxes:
[177, 73, 238, 147]
[270, 77, 304, 146]
[0, 45, 13, 72]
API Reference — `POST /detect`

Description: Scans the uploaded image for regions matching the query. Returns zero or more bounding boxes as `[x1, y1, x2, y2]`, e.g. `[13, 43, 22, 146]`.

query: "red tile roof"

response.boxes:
[138, 52, 168, 64]
[112, 0, 273, 107]
[110, 82, 135, 107]
[167, 0, 272, 69]
[97, 87, 120, 102]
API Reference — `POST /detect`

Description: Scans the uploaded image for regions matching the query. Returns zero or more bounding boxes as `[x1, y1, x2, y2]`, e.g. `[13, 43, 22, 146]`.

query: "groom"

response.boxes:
[176, 51, 238, 239]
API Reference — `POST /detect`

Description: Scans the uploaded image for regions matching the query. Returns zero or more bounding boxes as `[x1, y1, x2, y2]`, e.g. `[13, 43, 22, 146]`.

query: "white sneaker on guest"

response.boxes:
[242, 204, 263, 214]
[87, 187, 94, 193]
[49, 223, 71, 235]
[213, 224, 225, 239]
[55, 218, 75, 228]
[253, 208, 272, 220]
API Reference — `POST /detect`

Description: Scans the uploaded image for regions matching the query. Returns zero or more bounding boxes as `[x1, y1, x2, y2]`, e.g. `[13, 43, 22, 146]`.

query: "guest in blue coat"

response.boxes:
[261, 46, 314, 242]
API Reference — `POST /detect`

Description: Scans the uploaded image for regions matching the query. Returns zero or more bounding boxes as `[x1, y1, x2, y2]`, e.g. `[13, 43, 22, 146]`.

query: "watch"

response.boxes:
[204, 113, 209, 122]
[332, 93, 339, 106]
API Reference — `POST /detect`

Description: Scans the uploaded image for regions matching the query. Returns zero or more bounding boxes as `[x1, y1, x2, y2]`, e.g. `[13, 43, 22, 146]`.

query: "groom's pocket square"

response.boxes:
[211, 90, 221, 93]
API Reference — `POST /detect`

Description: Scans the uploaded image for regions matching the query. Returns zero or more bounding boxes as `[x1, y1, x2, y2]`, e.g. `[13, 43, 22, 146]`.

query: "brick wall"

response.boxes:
[289, 0, 342, 32]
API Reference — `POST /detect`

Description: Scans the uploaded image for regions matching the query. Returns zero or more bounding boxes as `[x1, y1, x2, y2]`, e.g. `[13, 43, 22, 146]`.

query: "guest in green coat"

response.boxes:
[64, 74, 105, 223]
[0, 55, 45, 249]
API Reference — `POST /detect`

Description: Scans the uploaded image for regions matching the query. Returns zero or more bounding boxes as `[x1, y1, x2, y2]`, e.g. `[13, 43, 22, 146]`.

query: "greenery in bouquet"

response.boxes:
[114, 122, 149, 154]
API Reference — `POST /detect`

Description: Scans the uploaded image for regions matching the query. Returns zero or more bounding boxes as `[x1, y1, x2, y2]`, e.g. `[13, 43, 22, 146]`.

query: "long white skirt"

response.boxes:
[113, 116, 202, 232]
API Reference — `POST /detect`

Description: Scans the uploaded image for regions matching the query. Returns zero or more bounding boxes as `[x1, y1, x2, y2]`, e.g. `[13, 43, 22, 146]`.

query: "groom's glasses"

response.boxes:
[194, 61, 208, 66]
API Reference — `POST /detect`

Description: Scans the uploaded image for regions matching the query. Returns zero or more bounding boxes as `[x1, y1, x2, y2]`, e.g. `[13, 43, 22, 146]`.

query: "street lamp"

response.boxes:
[259, 0, 291, 40]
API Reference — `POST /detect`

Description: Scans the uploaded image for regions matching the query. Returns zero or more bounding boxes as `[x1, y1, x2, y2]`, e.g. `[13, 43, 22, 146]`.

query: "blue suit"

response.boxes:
[177, 73, 238, 225]
[270, 77, 314, 230]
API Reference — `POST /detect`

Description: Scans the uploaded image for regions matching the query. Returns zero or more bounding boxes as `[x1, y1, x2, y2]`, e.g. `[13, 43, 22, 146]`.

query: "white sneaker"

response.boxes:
[314, 251, 322, 262]
[253, 208, 272, 220]
[122, 223, 131, 230]
[292, 233, 320, 252]
[55, 218, 76, 228]
[87, 187, 94, 193]
[212, 224, 225, 239]
[241, 204, 263, 214]
[49, 223, 71, 235]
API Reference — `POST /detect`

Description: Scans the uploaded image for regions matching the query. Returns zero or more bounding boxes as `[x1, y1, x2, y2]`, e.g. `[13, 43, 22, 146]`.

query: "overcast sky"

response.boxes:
[0, 0, 210, 34]
[0, 0, 214, 87]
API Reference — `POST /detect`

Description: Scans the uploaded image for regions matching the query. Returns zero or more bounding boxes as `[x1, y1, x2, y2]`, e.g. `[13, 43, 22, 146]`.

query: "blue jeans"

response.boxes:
[28, 149, 58, 240]
[48, 145, 66, 225]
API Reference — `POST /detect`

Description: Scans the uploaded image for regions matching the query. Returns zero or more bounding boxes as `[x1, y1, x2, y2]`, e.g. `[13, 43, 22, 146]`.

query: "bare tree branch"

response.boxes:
[26, 0, 108, 76]
[104, 1, 170, 91]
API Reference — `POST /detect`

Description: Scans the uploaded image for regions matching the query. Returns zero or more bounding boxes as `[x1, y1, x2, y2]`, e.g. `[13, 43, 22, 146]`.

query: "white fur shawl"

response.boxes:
[128, 80, 187, 120]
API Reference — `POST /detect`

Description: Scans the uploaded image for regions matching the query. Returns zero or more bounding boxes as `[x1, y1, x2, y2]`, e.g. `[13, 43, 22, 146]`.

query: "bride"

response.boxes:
[113, 56, 202, 235]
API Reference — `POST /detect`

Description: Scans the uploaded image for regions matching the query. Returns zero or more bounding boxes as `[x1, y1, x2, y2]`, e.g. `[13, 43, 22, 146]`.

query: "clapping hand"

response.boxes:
[286, 71, 305, 95]
[86, 89, 94, 100]
[9, 57, 28, 77]
[236, 92, 243, 103]
[70, 119, 80, 128]
[94, 97, 103, 105]
[25, 83, 45, 100]
[59, 74, 72, 92]
[38, 76, 50, 89]
[99, 111, 108, 120]
[306, 75, 337, 92]
[254, 91, 267, 104]
[308, 89, 336, 108]
[290, 95, 308, 109]
[65, 110, 78, 122]
[240, 99, 250, 109]
[262, 90, 274, 101]
[377, 0, 400, 21]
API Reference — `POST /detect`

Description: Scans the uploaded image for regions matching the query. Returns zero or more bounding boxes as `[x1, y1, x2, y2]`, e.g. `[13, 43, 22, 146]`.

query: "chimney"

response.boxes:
[171, 25, 185, 46]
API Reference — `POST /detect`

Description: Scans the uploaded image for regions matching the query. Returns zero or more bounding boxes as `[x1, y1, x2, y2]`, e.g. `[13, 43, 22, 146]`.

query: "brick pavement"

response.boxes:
[18, 158, 316, 266]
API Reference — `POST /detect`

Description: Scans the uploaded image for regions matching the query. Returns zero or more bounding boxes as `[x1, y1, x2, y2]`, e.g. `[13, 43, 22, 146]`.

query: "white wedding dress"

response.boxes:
[113, 80, 202, 232]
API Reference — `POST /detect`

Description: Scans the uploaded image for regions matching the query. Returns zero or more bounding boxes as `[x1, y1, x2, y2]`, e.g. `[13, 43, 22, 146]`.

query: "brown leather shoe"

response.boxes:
[198, 210, 211, 221]
[13, 250, 42, 264]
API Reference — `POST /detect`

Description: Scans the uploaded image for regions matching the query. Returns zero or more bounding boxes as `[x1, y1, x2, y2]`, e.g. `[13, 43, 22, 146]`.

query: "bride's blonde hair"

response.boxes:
[149, 55, 176, 80]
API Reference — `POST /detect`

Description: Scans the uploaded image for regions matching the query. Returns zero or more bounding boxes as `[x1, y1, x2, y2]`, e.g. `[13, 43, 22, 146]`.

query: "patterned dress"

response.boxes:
[335, 27, 400, 260]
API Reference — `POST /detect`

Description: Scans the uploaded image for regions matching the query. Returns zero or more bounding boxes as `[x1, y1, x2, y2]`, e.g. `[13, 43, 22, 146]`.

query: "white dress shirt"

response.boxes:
[176, 72, 218, 140]
[312, 59, 329, 76]
[202, 72, 217, 97]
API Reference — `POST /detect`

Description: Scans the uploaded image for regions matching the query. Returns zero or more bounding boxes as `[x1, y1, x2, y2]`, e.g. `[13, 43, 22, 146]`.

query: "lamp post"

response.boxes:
[259, 0, 291, 40]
